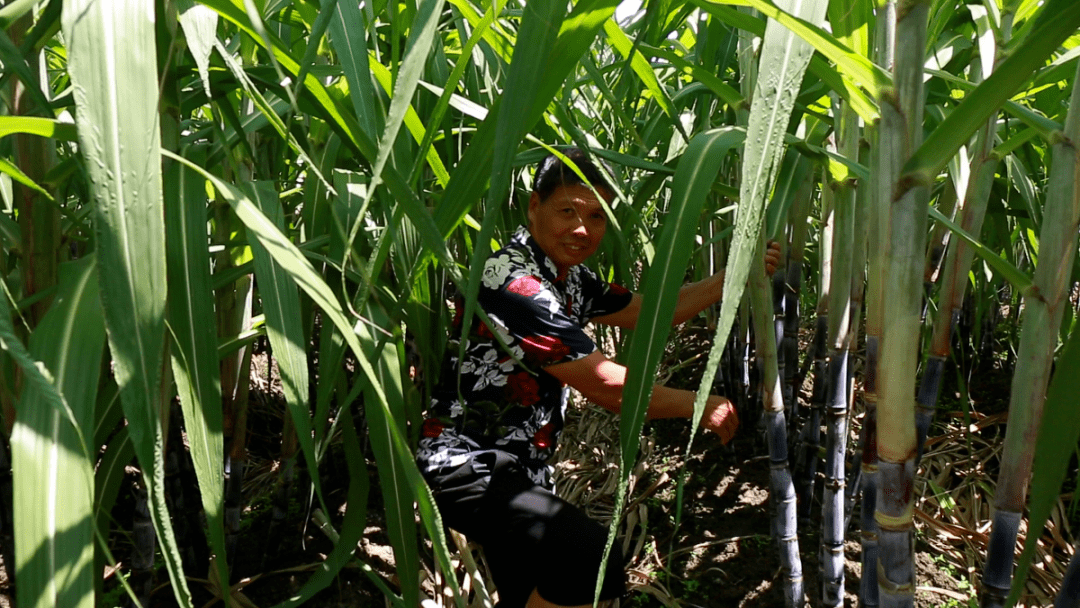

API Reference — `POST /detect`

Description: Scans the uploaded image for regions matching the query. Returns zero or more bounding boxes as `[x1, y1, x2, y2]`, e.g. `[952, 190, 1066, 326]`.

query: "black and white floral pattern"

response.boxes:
[416, 227, 632, 488]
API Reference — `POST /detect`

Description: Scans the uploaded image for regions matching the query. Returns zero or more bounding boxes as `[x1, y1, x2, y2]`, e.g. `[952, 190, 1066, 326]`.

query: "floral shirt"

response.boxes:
[416, 227, 633, 488]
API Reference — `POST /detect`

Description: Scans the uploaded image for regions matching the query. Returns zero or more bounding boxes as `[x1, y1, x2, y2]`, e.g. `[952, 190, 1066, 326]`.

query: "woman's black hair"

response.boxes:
[532, 147, 615, 202]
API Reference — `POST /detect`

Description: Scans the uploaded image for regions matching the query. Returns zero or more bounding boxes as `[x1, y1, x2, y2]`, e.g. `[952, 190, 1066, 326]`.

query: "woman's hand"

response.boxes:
[703, 397, 739, 444]
[765, 240, 782, 277]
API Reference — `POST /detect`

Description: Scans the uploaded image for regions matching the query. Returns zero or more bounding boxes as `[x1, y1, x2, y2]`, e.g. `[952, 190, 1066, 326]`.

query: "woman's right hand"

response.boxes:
[703, 397, 739, 444]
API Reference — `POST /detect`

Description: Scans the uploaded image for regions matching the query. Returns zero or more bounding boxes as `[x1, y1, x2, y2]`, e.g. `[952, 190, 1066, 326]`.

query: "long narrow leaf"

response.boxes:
[247, 181, 328, 519]
[603, 127, 745, 602]
[356, 305, 419, 607]
[10, 256, 104, 608]
[0, 117, 78, 141]
[715, 0, 828, 413]
[164, 153, 229, 595]
[165, 151, 466, 606]
[902, 1, 1080, 181]
[62, 0, 192, 603]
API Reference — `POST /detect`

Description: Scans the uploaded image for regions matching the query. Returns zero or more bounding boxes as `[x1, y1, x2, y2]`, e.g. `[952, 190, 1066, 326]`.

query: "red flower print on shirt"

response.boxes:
[521, 335, 571, 364]
[507, 371, 541, 407]
[609, 283, 630, 296]
[531, 422, 556, 449]
[507, 275, 544, 298]
[421, 418, 445, 438]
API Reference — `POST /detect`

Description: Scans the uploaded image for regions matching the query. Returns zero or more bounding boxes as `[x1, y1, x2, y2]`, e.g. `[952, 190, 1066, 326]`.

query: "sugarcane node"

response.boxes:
[875, 564, 916, 595]
[1022, 283, 1045, 304]
[892, 172, 931, 202]
[1048, 129, 1068, 148]
[874, 510, 914, 531]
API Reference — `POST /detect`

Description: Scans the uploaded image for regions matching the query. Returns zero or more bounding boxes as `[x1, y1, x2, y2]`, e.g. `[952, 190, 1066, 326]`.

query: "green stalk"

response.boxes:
[916, 7, 1011, 463]
[858, 4, 894, 603]
[875, 3, 929, 607]
[980, 58, 1080, 608]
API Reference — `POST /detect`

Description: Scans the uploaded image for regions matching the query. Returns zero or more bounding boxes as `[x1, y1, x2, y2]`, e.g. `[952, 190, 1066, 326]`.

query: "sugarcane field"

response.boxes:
[4, 0, 1080, 606]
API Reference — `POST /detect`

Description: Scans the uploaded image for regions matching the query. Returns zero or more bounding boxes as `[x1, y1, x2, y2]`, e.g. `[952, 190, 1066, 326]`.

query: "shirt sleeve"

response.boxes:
[478, 256, 596, 368]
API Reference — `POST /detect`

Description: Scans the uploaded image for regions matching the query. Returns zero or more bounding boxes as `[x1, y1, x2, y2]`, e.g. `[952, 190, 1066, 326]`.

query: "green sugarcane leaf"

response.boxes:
[0, 116, 78, 141]
[165, 151, 466, 606]
[0, 0, 38, 29]
[247, 180, 330, 525]
[444, 0, 514, 63]
[200, 0, 463, 288]
[604, 19, 686, 139]
[409, 0, 505, 186]
[639, 42, 745, 110]
[212, 41, 332, 193]
[164, 152, 230, 597]
[367, 56, 451, 187]
[430, 0, 620, 239]
[604, 126, 745, 603]
[292, 0, 337, 108]
[93, 424, 133, 578]
[696, 0, 888, 95]
[10, 255, 103, 608]
[178, 0, 218, 99]
[62, 0, 192, 603]
[0, 157, 52, 201]
[927, 205, 1032, 291]
[327, 0, 382, 137]
[354, 0, 455, 304]
[356, 304, 419, 607]
[715, 0, 828, 420]
[903, 1, 1080, 183]
[1011, 323, 1080, 606]
[766, 150, 812, 240]
[0, 28, 52, 113]
[358, 0, 449, 198]
[688, 0, 879, 122]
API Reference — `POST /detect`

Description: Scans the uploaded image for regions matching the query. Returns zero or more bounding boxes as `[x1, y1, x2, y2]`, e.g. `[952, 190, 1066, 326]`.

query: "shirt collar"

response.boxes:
[512, 226, 563, 283]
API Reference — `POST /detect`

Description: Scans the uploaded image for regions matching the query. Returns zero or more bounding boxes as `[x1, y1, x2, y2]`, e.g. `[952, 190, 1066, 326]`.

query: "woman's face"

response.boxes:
[527, 184, 608, 277]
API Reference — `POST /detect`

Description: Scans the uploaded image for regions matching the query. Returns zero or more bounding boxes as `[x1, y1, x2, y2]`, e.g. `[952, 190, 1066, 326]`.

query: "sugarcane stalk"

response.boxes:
[1054, 542, 1080, 608]
[783, 172, 815, 418]
[981, 59, 1080, 608]
[916, 8, 1011, 462]
[129, 478, 156, 608]
[821, 98, 858, 608]
[856, 4, 895, 605]
[875, 0, 930, 605]
[749, 232, 804, 608]
[797, 184, 833, 521]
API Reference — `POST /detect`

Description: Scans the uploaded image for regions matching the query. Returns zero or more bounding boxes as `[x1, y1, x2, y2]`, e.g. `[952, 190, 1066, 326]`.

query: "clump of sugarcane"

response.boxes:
[749, 232, 803, 607]
[980, 58, 1080, 608]
[820, 96, 859, 608]
[872, 0, 931, 605]
[915, 6, 1011, 464]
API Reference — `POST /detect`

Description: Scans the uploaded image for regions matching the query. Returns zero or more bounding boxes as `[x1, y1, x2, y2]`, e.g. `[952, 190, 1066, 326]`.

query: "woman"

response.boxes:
[417, 148, 780, 608]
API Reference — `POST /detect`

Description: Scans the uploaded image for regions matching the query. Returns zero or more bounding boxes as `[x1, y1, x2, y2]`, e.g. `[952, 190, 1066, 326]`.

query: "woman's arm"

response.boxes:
[591, 241, 781, 329]
[543, 351, 739, 443]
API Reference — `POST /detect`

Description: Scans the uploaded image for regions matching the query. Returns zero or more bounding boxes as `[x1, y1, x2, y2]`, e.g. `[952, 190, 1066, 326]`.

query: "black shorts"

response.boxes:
[424, 449, 626, 607]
